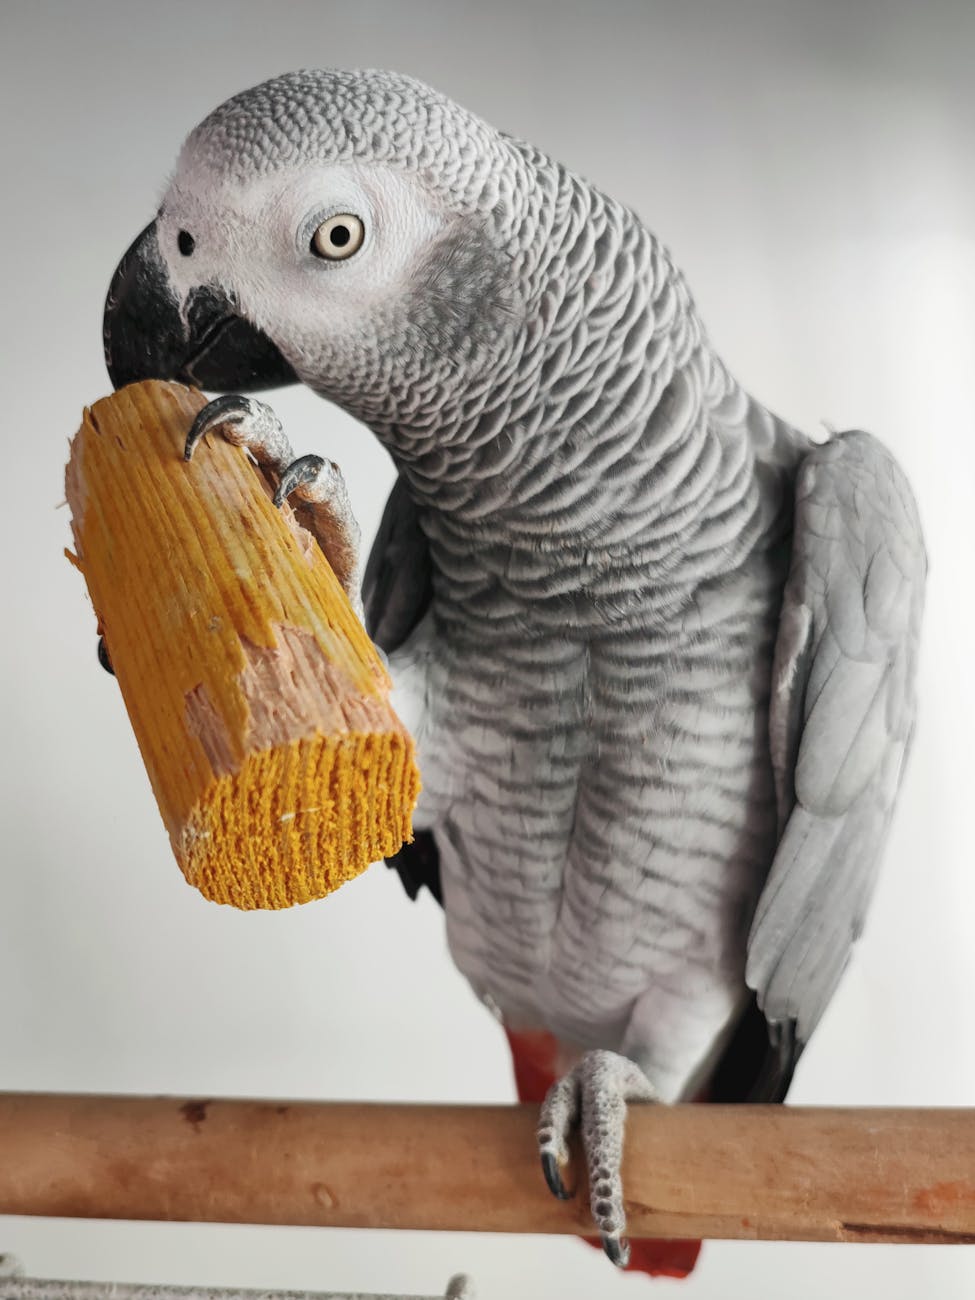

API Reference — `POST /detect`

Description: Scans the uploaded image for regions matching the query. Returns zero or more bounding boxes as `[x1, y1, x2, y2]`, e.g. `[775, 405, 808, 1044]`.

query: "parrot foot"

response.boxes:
[537, 1048, 657, 1269]
[184, 395, 363, 614]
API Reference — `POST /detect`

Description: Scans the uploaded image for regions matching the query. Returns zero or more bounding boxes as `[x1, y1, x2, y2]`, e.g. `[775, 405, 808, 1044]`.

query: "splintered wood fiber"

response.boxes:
[65, 380, 420, 909]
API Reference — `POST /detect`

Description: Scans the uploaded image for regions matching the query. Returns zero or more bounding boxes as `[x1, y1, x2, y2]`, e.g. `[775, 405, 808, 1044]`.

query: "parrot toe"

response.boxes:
[184, 394, 294, 467]
[540, 1148, 572, 1200]
[180, 395, 363, 609]
[600, 1232, 630, 1269]
[96, 635, 114, 675]
[537, 1068, 577, 1199]
[537, 1048, 657, 1269]
[272, 453, 338, 508]
[272, 452, 362, 610]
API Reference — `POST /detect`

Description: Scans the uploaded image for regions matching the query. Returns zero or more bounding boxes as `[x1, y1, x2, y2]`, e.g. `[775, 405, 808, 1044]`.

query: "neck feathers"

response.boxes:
[380, 153, 803, 592]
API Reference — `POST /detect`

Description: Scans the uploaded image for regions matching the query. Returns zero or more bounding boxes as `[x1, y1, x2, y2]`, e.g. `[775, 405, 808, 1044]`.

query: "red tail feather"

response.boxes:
[505, 1028, 702, 1280]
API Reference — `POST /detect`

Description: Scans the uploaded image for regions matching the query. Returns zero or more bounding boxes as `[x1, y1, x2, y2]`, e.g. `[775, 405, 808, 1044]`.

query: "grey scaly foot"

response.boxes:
[184, 395, 363, 615]
[537, 1048, 657, 1268]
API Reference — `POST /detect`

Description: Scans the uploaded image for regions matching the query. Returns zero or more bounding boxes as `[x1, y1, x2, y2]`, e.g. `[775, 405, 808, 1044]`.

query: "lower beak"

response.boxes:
[103, 220, 298, 393]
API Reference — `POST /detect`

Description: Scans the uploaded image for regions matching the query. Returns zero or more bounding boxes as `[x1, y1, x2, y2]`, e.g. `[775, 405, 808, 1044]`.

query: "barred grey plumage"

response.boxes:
[104, 68, 927, 1273]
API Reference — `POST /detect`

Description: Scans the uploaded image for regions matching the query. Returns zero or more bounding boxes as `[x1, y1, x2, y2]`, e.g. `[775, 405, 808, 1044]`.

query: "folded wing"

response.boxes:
[747, 431, 926, 1049]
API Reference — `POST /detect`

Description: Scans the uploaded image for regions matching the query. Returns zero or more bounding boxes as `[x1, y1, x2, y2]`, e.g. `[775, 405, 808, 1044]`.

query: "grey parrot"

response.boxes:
[102, 69, 926, 1276]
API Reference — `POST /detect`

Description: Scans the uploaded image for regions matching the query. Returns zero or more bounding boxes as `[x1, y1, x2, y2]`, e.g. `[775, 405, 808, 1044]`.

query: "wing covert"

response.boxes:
[747, 430, 926, 1045]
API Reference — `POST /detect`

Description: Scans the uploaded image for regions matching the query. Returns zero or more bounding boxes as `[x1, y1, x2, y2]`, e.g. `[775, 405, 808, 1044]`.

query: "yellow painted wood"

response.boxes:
[65, 380, 419, 909]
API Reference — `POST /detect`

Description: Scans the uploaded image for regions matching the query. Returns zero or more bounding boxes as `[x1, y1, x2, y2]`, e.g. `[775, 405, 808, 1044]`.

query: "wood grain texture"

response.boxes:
[65, 380, 419, 909]
[0, 1094, 973, 1243]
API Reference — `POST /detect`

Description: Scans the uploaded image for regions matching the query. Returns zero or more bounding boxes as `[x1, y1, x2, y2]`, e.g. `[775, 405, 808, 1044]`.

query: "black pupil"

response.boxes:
[329, 224, 351, 248]
[178, 230, 195, 256]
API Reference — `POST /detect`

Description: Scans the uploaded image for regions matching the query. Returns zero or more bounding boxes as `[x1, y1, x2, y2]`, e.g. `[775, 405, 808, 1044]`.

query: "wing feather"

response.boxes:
[746, 430, 926, 1045]
[362, 473, 442, 902]
[362, 472, 433, 655]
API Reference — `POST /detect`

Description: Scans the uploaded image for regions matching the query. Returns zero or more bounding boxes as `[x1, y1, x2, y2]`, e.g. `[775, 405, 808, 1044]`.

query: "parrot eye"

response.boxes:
[178, 230, 195, 257]
[311, 214, 365, 261]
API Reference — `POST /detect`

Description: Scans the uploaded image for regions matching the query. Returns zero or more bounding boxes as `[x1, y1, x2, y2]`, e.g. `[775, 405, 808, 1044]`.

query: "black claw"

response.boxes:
[97, 636, 115, 676]
[541, 1151, 572, 1200]
[601, 1234, 630, 1269]
[273, 454, 326, 508]
[184, 394, 253, 461]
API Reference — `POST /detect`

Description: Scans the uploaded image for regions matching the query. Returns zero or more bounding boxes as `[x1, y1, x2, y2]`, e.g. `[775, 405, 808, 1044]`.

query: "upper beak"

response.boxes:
[103, 220, 298, 393]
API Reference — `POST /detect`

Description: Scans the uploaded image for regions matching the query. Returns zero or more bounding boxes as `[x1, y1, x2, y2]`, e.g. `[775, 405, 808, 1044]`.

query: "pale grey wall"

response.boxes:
[1, 2, 974, 1297]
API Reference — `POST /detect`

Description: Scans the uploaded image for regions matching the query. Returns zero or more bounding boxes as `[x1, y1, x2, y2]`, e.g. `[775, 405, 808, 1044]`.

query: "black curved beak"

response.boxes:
[103, 220, 298, 393]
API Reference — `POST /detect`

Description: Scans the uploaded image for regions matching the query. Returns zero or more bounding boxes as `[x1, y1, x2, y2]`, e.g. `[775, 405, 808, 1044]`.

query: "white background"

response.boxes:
[1, 1, 974, 1296]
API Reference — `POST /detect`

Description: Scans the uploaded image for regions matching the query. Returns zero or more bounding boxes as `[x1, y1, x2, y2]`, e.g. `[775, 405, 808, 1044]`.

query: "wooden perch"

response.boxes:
[0, 1094, 973, 1244]
[65, 380, 420, 909]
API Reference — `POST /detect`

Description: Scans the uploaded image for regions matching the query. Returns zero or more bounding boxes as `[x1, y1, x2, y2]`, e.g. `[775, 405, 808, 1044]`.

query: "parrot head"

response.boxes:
[104, 69, 529, 434]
